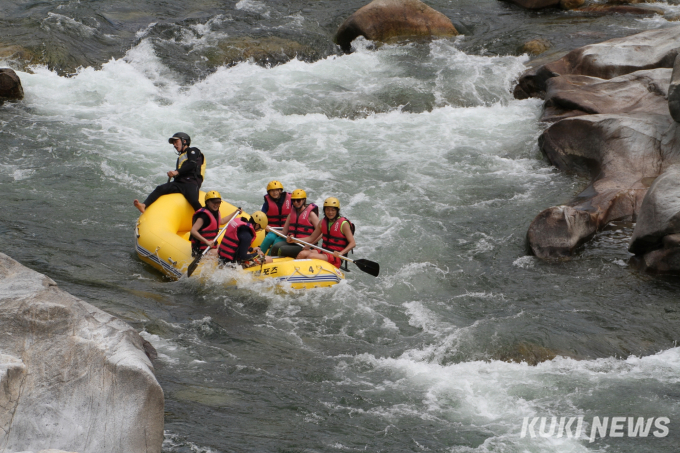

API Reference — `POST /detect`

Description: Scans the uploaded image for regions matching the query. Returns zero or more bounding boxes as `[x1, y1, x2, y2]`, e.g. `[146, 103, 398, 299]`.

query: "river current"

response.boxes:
[1, 1, 680, 452]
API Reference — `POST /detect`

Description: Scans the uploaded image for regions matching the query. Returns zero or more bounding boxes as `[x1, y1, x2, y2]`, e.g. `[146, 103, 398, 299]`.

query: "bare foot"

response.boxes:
[133, 199, 146, 213]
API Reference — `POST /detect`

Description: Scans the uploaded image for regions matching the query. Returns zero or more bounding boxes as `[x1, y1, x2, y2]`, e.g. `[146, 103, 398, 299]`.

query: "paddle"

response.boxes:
[269, 228, 379, 277]
[187, 209, 241, 277]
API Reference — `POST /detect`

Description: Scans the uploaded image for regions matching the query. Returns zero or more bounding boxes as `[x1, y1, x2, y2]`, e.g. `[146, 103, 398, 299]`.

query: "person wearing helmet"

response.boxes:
[133, 132, 205, 213]
[258, 180, 292, 254]
[189, 191, 233, 257]
[218, 211, 272, 268]
[269, 189, 319, 258]
[292, 197, 355, 268]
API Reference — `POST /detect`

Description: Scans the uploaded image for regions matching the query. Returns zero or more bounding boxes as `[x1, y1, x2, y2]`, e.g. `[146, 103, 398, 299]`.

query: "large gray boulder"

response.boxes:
[629, 165, 680, 254]
[334, 0, 458, 52]
[669, 54, 680, 122]
[542, 68, 671, 122]
[515, 26, 680, 99]
[0, 253, 164, 453]
[527, 113, 679, 258]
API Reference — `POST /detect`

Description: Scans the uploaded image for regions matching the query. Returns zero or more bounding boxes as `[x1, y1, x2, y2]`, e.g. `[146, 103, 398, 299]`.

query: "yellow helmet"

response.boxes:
[266, 180, 284, 192]
[291, 189, 307, 200]
[323, 197, 340, 209]
[204, 190, 222, 202]
[250, 211, 268, 229]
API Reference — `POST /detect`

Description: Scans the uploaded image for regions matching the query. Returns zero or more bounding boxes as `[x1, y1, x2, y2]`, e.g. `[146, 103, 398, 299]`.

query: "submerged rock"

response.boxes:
[0, 68, 24, 104]
[334, 0, 458, 52]
[205, 36, 322, 67]
[503, 0, 560, 9]
[521, 39, 551, 56]
[541, 68, 671, 122]
[0, 253, 164, 453]
[574, 4, 665, 16]
[514, 25, 680, 99]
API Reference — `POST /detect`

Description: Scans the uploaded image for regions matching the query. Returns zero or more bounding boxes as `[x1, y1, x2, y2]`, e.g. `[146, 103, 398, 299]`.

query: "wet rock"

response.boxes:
[0, 68, 24, 104]
[0, 253, 164, 453]
[514, 25, 680, 99]
[496, 342, 560, 366]
[503, 0, 560, 9]
[669, 55, 680, 122]
[205, 36, 322, 67]
[527, 114, 676, 259]
[541, 68, 671, 122]
[629, 165, 680, 255]
[521, 39, 551, 56]
[575, 4, 665, 16]
[560, 0, 585, 9]
[334, 0, 458, 53]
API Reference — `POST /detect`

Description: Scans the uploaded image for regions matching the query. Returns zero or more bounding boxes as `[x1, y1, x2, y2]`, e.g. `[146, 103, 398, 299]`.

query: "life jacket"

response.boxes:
[321, 216, 354, 254]
[176, 147, 205, 183]
[264, 192, 292, 228]
[190, 207, 221, 252]
[288, 203, 318, 238]
[218, 217, 256, 262]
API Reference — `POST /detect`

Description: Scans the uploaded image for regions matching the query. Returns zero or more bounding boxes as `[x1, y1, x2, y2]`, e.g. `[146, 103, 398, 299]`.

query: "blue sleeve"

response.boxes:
[261, 198, 269, 213]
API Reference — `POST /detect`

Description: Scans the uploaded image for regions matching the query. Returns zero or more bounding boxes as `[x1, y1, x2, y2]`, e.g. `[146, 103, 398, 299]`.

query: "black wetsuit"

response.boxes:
[219, 225, 259, 265]
[143, 147, 204, 211]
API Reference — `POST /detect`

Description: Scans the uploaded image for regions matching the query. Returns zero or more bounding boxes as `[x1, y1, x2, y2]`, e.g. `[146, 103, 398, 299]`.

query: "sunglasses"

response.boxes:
[292, 199, 305, 203]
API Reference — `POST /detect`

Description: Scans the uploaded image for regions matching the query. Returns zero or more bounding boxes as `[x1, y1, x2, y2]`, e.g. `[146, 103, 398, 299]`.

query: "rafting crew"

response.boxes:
[189, 190, 233, 257]
[218, 211, 273, 268]
[292, 197, 355, 268]
[258, 180, 292, 255]
[269, 189, 319, 258]
[134, 132, 205, 213]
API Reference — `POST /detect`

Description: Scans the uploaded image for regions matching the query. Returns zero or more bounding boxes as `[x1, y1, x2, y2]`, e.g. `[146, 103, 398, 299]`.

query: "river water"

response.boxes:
[1, 1, 680, 452]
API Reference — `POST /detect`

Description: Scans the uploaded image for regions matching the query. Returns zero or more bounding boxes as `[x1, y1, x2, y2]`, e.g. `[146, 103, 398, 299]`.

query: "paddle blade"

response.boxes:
[354, 259, 379, 277]
[187, 255, 202, 277]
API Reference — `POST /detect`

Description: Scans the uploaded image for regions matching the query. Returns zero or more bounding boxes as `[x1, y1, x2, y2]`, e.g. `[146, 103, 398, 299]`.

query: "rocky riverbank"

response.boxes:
[517, 25, 680, 273]
[0, 253, 163, 453]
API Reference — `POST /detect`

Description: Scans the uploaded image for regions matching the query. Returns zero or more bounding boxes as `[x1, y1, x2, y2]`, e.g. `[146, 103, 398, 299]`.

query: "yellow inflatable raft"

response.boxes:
[134, 192, 345, 288]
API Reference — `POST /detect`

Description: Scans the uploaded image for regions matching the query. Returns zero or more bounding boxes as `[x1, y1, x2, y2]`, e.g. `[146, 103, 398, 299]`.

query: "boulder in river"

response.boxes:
[206, 36, 323, 67]
[0, 68, 24, 104]
[334, 0, 458, 52]
[0, 252, 164, 452]
[541, 68, 671, 122]
[527, 113, 677, 259]
[668, 55, 680, 122]
[514, 25, 680, 99]
[521, 38, 551, 56]
[629, 165, 680, 255]
[503, 0, 560, 9]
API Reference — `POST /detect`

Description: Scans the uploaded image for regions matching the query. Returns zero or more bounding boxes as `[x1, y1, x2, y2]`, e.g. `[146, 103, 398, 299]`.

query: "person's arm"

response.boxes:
[261, 198, 269, 214]
[333, 221, 356, 258]
[220, 209, 240, 226]
[236, 229, 258, 262]
[308, 211, 320, 230]
[292, 223, 322, 248]
[281, 215, 292, 235]
[190, 217, 213, 247]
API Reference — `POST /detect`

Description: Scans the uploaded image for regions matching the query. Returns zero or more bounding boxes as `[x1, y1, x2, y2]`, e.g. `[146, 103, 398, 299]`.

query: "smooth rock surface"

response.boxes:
[514, 25, 680, 99]
[541, 68, 671, 122]
[669, 54, 680, 122]
[334, 0, 458, 52]
[629, 165, 680, 254]
[0, 253, 164, 453]
[0, 68, 24, 103]
[527, 113, 679, 258]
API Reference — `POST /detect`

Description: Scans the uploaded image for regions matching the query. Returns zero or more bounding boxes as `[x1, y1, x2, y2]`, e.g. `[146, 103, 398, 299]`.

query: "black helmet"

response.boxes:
[168, 132, 191, 147]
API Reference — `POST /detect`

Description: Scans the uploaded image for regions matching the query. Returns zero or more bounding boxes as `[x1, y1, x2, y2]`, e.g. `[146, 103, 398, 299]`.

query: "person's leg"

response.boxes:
[180, 183, 202, 211]
[142, 182, 181, 207]
[277, 243, 303, 258]
[269, 239, 295, 257]
[260, 232, 283, 256]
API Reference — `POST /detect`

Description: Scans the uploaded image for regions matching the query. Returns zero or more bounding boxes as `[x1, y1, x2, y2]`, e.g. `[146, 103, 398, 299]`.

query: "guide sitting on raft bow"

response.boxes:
[218, 211, 273, 268]
[292, 197, 355, 268]
[133, 132, 205, 213]
[268, 189, 319, 258]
